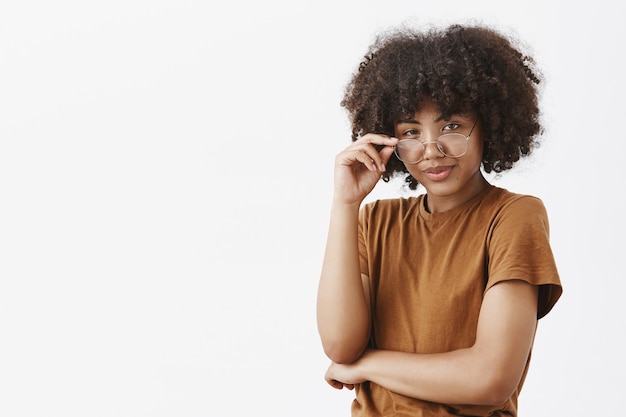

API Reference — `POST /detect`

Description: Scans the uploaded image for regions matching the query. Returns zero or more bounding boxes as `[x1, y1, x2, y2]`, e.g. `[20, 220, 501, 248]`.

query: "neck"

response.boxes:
[425, 173, 490, 213]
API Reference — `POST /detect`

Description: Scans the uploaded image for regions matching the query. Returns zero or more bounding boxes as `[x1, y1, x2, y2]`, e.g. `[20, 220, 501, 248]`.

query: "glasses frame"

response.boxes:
[394, 119, 479, 164]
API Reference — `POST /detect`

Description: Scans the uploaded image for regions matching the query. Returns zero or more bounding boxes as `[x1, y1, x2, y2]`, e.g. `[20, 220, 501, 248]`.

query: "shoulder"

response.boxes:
[358, 196, 422, 236]
[485, 186, 545, 208]
[482, 186, 549, 223]
[360, 196, 423, 218]
[484, 187, 554, 247]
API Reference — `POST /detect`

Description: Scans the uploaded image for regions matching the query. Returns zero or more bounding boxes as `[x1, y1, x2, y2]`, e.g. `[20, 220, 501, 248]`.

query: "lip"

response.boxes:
[422, 165, 454, 181]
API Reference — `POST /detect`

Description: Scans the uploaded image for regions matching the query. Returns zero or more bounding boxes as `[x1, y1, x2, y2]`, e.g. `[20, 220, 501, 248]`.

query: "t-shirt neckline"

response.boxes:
[418, 184, 496, 222]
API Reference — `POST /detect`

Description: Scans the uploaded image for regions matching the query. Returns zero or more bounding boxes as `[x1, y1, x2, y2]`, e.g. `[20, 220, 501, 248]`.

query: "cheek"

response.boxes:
[465, 151, 485, 174]
[404, 164, 423, 179]
[466, 138, 485, 163]
[474, 135, 485, 154]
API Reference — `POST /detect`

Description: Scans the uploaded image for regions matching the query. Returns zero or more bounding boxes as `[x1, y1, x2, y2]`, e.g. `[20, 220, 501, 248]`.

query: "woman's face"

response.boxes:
[394, 101, 488, 213]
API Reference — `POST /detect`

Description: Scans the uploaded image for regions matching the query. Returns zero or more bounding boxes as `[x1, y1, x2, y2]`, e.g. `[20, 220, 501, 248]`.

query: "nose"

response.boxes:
[422, 135, 443, 160]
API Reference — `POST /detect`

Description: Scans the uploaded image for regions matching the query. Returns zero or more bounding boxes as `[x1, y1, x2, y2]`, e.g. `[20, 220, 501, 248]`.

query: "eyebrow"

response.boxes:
[396, 115, 446, 124]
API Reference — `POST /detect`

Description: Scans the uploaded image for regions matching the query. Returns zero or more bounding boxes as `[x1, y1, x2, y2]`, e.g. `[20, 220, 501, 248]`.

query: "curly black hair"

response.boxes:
[341, 24, 543, 190]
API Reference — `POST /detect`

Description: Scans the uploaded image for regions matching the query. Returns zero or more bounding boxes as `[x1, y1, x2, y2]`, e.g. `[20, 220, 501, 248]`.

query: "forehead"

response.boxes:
[396, 110, 473, 126]
[394, 100, 473, 124]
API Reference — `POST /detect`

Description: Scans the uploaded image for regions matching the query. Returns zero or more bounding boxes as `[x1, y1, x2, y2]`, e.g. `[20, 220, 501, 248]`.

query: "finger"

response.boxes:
[337, 147, 377, 172]
[353, 150, 379, 172]
[339, 136, 397, 172]
[379, 140, 399, 168]
[357, 136, 398, 171]
[357, 133, 399, 148]
[326, 378, 345, 390]
[345, 145, 387, 172]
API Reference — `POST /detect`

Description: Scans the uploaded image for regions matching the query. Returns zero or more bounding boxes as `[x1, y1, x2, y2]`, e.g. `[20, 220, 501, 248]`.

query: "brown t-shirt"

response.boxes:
[355, 185, 562, 416]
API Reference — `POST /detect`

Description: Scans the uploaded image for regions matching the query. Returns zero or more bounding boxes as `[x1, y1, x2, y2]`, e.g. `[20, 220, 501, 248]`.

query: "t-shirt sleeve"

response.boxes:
[486, 196, 563, 319]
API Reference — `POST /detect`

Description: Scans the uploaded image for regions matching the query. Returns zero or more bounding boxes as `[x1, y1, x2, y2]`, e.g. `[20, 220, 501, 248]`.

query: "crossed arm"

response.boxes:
[323, 278, 538, 406]
[316, 204, 539, 406]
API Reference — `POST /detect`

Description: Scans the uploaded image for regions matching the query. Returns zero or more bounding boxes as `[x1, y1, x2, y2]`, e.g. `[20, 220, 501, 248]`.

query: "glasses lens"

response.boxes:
[395, 140, 423, 164]
[438, 134, 469, 158]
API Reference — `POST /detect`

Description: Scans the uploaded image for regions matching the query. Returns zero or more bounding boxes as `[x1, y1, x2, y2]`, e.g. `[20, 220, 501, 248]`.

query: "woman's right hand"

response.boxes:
[333, 134, 398, 205]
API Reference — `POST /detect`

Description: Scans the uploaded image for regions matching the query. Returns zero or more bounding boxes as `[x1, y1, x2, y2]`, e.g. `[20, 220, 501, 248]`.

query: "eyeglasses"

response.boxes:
[394, 120, 478, 164]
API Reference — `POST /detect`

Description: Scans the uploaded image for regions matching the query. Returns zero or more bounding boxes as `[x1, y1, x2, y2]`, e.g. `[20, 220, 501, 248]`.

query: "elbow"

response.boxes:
[471, 371, 519, 406]
[321, 339, 367, 364]
[318, 323, 370, 364]
[464, 344, 525, 406]
[475, 387, 515, 407]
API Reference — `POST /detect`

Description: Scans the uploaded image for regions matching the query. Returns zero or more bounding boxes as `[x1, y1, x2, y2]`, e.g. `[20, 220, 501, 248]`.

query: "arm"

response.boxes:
[325, 279, 539, 405]
[316, 200, 371, 364]
[316, 134, 397, 364]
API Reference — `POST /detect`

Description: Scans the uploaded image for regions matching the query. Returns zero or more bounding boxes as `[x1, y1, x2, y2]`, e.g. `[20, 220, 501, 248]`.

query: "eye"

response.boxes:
[401, 128, 420, 138]
[442, 123, 460, 132]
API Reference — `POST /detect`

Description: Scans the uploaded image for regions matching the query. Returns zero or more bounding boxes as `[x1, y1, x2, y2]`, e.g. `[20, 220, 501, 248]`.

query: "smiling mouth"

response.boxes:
[423, 166, 453, 180]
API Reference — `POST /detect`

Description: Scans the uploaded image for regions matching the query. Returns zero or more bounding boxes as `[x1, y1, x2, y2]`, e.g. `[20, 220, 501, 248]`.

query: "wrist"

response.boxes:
[355, 349, 377, 381]
[330, 198, 362, 212]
